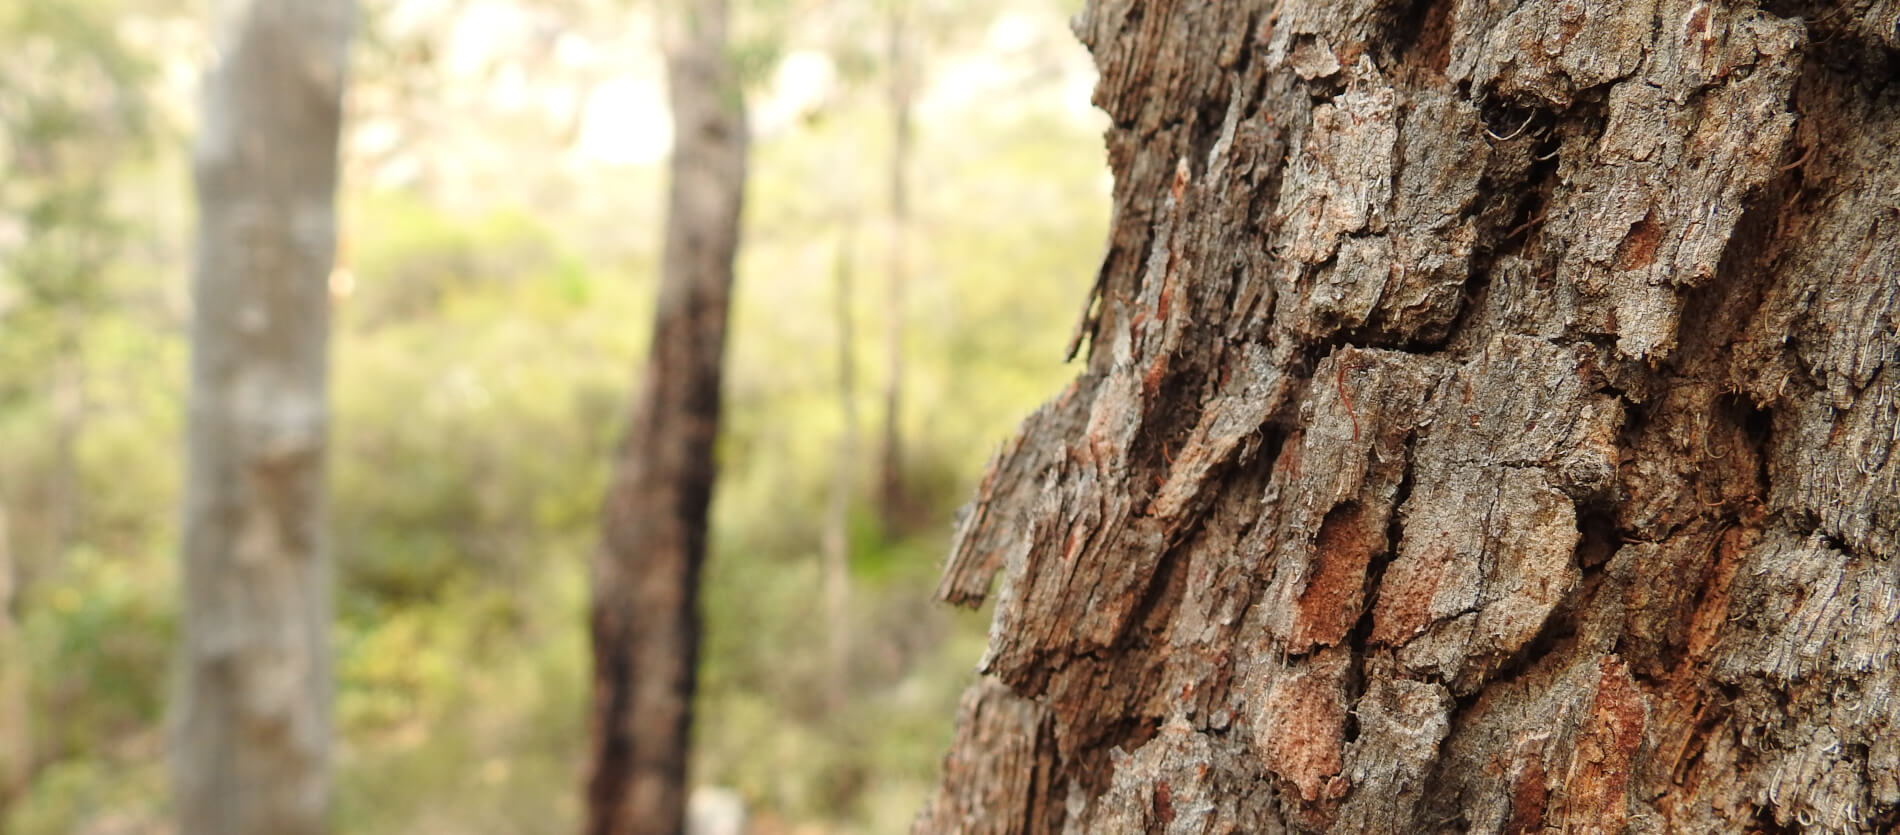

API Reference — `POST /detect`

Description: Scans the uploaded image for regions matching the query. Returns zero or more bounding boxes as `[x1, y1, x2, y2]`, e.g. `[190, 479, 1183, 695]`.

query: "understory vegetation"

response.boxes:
[1, 2, 1108, 831]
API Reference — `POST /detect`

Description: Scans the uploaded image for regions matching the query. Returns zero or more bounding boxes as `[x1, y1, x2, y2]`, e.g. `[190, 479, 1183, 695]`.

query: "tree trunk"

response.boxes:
[175, 2, 352, 833]
[584, 0, 747, 831]
[46, 333, 83, 563]
[878, 0, 914, 535]
[918, 2, 1899, 833]
[0, 505, 26, 813]
[823, 232, 859, 713]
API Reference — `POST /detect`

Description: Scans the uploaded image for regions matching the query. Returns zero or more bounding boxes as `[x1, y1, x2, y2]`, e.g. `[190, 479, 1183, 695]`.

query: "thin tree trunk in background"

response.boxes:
[175, 1, 352, 833]
[822, 233, 858, 713]
[46, 332, 83, 561]
[584, 0, 746, 830]
[919, 2, 1899, 832]
[0, 506, 26, 814]
[876, 0, 912, 534]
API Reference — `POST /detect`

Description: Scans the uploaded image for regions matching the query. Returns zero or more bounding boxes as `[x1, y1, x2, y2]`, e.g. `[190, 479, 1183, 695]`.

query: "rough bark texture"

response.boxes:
[175, 1, 352, 832]
[918, 1, 1899, 833]
[584, 0, 747, 831]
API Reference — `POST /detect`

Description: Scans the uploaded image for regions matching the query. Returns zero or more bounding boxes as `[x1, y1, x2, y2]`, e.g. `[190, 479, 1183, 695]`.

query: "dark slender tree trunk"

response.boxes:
[584, 0, 747, 831]
[175, 2, 352, 833]
[919, 1, 1899, 833]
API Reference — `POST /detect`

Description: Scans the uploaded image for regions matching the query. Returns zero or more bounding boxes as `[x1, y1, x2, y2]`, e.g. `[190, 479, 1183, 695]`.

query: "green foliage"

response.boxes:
[347, 194, 583, 327]
[5, 756, 168, 835]
[20, 544, 175, 752]
[0, 6, 174, 831]
[0, 0, 152, 335]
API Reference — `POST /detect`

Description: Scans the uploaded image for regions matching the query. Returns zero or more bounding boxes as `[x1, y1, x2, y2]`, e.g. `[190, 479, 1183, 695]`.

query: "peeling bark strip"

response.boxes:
[584, 0, 747, 832]
[919, 1, 1899, 833]
[176, 2, 352, 833]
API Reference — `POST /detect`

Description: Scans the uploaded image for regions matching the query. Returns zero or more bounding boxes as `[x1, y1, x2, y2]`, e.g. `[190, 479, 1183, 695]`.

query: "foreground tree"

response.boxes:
[175, 1, 353, 833]
[919, 1, 1898, 832]
[584, 0, 748, 831]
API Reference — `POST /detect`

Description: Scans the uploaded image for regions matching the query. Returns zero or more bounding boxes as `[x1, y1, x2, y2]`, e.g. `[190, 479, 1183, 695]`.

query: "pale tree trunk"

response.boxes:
[823, 232, 859, 713]
[175, 1, 352, 833]
[47, 330, 83, 561]
[919, 1, 1899, 833]
[877, 0, 913, 533]
[584, 0, 746, 830]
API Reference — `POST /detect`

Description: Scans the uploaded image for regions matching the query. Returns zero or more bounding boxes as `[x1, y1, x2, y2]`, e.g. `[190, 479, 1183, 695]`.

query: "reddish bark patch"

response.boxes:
[1650, 527, 1754, 812]
[1290, 503, 1382, 650]
[1403, 0, 1455, 80]
[1142, 351, 1171, 398]
[1505, 756, 1549, 835]
[1685, 525, 1749, 659]
[1153, 780, 1175, 825]
[1258, 652, 1349, 804]
[1370, 544, 1449, 646]
[1614, 209, 1664, 271]
[1336, 40, 1366, 67]
[1558, 658, 1648, 833]
[1273, 429, 1306, 479]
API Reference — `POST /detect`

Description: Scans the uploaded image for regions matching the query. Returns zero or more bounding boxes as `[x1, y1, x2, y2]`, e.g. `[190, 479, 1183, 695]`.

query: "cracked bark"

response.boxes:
[917, 2, 1900, 833]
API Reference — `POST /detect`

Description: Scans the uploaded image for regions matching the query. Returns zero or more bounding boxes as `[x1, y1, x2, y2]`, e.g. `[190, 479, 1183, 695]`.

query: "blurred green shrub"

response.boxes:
[4, 8, 1110, 832]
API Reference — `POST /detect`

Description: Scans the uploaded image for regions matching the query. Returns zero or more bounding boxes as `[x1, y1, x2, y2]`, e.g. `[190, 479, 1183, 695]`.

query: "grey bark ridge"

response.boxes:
[918, 1, 1900, 833]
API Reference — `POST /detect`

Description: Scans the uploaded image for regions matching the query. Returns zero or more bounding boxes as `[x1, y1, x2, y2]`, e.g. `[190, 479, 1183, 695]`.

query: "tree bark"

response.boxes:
[175, 2, 352, 833]
[918, 2, 1899, 833]
[584, 0, 747, 831]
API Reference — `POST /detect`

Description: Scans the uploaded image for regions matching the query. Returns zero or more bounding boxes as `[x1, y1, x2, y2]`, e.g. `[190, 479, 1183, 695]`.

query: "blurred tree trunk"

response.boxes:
[822, 233, 859, 713]
[877, 0, 913, 534]
[584, 0, 746, 831]
[0, 506, 25, 813]
[918, 2, 1899, 833]
[175, 1, 352, 833]
[46, 335, 83, 562]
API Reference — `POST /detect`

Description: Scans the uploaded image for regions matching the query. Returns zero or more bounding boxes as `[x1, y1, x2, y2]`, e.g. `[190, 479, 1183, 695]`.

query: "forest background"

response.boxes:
[0, 0, 1108, 831]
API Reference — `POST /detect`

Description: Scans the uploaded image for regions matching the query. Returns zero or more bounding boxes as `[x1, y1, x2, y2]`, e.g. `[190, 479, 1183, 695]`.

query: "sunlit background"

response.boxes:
[0, 0, 1108, 832]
